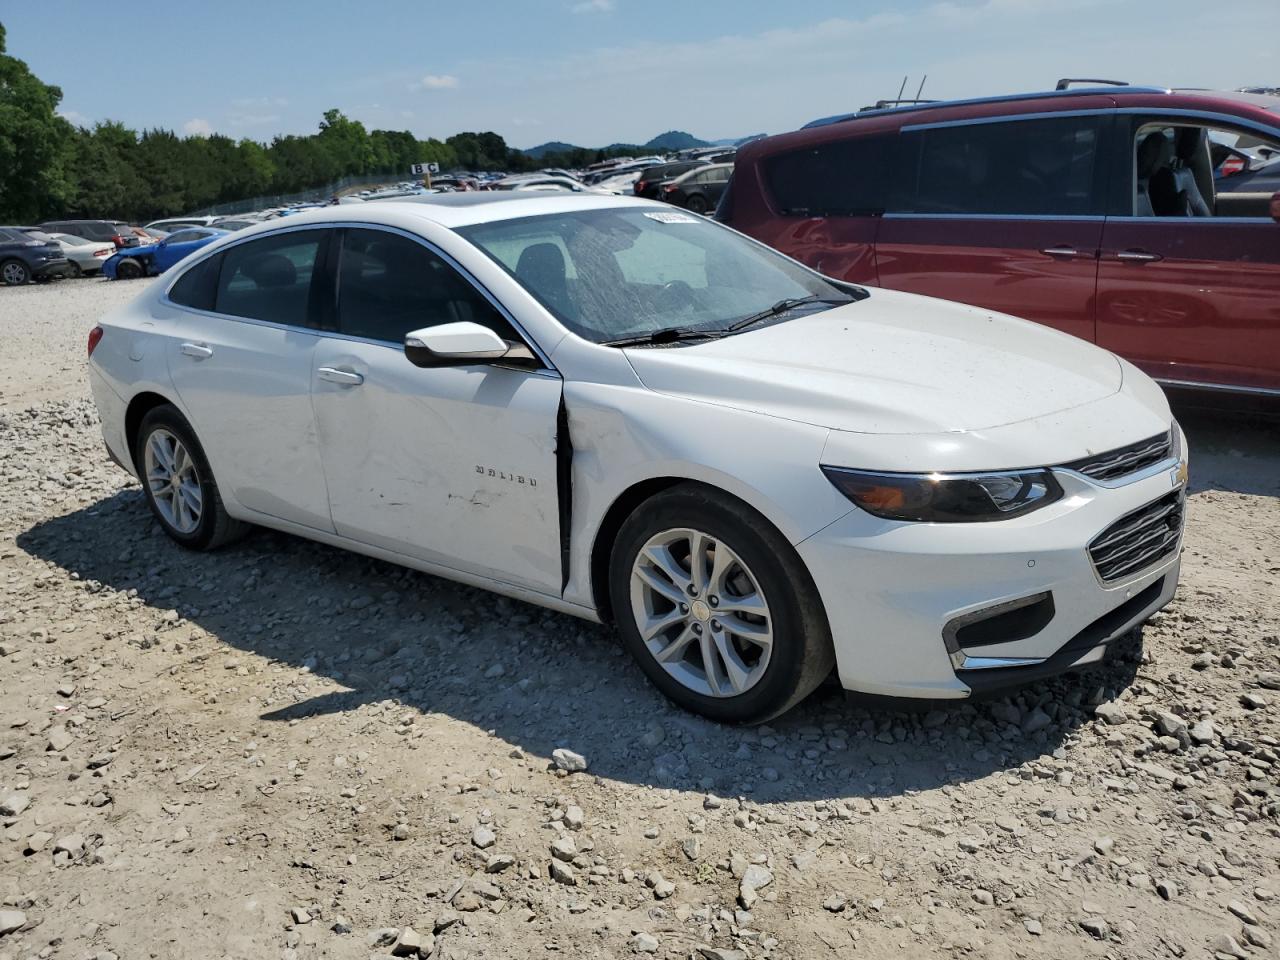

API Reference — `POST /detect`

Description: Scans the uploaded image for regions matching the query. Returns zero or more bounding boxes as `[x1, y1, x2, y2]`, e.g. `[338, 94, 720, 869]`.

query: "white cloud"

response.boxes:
[183, 118, 213, 136]
[230, 113, 281, 126]
[572, 0, 614, 11]
[416, 74, 459, 90]
[58, 109, 88, 126]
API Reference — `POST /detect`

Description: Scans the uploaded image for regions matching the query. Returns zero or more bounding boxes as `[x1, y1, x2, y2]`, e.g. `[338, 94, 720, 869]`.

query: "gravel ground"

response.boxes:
[1, 277, 1278, 960]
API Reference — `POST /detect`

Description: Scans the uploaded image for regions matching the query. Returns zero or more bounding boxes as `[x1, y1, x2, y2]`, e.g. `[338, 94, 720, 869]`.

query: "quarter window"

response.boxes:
[168, 253, 223, 312]
[764, 135, 895, 216]
[336, 229, 516, 344]
[901, 115, 1103, 216]
[214, 230, 324, 327]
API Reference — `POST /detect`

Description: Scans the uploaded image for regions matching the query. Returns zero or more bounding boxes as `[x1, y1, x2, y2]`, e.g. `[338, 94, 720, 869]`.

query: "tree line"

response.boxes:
[0, 23, 635, 224]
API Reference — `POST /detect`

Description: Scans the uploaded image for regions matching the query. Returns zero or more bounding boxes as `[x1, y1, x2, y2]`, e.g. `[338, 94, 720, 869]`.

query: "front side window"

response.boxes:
[165, 230, 202, 244]
[1133, 121, 1280, 218]
[901, 115, 1104, 216]
[458, 208, 852, 344]
[214, 230, 324, 326]
[336, 229, 516, 344]
[764, 134, 895, 216]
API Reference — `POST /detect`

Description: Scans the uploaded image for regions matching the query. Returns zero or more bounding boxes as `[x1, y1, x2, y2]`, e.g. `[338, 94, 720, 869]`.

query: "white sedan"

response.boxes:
[87, 195, 1186, 721]
[46, 232, 116, 277]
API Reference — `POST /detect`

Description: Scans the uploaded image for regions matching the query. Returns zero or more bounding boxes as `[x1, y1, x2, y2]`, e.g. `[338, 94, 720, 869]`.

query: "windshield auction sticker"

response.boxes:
[643, 211, 699, 224]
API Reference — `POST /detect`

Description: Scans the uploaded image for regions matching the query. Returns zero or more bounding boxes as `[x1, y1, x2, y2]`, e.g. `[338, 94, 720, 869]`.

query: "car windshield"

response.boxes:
[457, 207, 853, 344]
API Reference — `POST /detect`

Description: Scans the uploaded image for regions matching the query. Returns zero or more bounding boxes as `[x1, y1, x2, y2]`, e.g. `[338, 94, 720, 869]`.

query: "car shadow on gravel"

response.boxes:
[1170, 394, 1280, 499]
[20, 488, 1144, 804]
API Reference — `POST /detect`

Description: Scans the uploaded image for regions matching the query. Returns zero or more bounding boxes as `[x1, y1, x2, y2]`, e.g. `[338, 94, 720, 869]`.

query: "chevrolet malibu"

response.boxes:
[86, 194, 1187, 722]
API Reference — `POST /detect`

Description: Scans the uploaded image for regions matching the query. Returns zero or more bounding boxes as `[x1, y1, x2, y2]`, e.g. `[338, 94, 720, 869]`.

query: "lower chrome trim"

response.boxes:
[1156, 378, 1280, 398]
[952, 654, 1047, 671]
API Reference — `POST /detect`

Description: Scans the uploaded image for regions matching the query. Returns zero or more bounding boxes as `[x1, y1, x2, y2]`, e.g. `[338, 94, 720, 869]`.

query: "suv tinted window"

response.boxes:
[168, 253, 223, 312]
[336, 229, 515, 344]
[215, 230, 324, 326]
[901, 115, 1103, 216]
[764, 135, 895, 216]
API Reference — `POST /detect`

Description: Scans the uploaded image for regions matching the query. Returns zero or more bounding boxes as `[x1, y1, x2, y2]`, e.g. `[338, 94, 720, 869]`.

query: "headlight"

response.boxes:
[820, 466, 1063, 522]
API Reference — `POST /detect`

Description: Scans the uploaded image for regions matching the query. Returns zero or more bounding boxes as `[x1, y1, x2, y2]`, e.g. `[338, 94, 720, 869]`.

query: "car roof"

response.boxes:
[210, 194, 667, 237]
[801, 85, 1280, 129]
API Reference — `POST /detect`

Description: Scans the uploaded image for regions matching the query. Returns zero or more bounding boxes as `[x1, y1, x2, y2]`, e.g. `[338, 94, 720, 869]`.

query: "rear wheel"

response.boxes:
[66, 262, 83, 279]
[134, 405, 248, 550]
[115, 258, 143, 280]
[609, 485, 834, 723]
[1, 259, 30, 286]
[685, 194, 708, 214]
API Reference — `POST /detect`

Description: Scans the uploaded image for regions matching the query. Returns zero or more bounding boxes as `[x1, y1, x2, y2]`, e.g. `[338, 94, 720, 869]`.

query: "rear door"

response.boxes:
[1096, 116, 1280, 393]
[164, 229, 334, 531]
[875, 112, 1111, 344]
[310, 227, 564, 593]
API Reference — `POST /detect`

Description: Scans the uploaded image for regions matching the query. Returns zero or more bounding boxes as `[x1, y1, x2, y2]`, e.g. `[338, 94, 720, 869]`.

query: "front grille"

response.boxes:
[1064, 432, 1172, 483]
[1089, 490, 1184, 582]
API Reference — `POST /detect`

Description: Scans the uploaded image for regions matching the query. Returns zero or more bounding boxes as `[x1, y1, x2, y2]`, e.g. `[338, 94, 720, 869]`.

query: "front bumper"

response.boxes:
[797, 455, 1186, 699]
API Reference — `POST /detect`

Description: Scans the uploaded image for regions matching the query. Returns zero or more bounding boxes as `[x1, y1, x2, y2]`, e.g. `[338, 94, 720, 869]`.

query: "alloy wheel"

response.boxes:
[143, 428, 203, 534]
[2, 262, 28, 285]
[629, 527, 773, 698]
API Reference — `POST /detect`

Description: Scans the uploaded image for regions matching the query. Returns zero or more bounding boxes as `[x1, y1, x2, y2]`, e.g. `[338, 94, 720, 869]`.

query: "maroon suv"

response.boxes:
[720, 83, 1280, 396]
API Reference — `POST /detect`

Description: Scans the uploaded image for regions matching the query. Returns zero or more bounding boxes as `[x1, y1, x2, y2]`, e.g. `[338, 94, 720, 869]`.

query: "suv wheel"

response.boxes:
[609, 485, 834, 723]
[1, 260, 30, 286]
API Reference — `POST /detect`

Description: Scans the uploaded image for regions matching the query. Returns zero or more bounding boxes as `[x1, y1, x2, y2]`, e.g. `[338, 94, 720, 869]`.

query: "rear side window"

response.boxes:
[901, 115, 1104, 216]
[336, 229, 515, 344]
[168, 253, 223, 312]
[764, 135, 895, 216]
[215, 230, 324, 327]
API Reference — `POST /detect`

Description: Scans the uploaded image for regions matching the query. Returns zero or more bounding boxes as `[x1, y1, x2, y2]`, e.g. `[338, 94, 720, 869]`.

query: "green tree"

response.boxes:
[0, 22, 72, 221]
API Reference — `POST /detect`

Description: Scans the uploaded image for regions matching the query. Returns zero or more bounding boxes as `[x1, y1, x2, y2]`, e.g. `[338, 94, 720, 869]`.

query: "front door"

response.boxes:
[165, 229, 334, 531]
[1096, 118, 1280, 393]
[311, 227, 564, 594]
[875, 112, 1110, 344]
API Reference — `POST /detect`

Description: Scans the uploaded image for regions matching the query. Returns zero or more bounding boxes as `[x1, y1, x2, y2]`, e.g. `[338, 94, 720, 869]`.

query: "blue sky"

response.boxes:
[5, 0, 1277, 148]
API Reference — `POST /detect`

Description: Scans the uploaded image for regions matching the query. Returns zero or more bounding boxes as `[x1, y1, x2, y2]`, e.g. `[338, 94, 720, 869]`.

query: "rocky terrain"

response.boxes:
[1, 278, 1278, 960]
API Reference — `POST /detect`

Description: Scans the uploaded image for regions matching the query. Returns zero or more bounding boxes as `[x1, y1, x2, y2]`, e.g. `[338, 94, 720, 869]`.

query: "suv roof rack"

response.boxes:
[862, 98, 940, 111]
[802, 84, 1171, 129]
[1055, 77, 1131, 90]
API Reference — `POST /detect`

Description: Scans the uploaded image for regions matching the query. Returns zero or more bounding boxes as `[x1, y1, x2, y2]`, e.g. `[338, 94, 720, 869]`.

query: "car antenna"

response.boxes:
[896, 75, 909, 102]
[915, 74, 928, 100]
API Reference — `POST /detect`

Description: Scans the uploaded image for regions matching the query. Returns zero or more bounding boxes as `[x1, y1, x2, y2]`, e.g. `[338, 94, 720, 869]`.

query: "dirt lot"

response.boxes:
[1, 277, 1278, 960]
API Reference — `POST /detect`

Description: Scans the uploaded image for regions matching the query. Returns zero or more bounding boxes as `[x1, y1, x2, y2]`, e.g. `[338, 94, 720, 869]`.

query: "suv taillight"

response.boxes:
[87, 326, 103, 357]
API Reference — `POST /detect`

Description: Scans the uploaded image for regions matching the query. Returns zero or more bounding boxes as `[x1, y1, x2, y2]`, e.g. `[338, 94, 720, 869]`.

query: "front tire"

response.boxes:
[609, 485, 834, 723]
[134, 406, 248, 550]
[115, 258, 143, 280]
[1, 259, 30, 285]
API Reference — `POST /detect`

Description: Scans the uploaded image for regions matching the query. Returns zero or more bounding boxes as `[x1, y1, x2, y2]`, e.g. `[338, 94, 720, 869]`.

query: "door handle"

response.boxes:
[317, 366, 364, 386]
[180, 342, 213, 359]
[1040, 246, 1084, 259]
[1113, 249, 1163, 263]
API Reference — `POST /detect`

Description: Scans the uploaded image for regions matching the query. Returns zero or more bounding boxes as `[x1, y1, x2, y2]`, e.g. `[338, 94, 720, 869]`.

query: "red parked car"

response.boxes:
[719, 82, 1280, 396]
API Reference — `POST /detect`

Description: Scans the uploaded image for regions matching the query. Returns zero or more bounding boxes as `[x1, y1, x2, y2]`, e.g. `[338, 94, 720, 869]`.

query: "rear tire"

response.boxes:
[115, 258, 143, 280]
[1, 259, 30, 286]
[609, 484, 834, 723]
[67, 262, 83, 279]
[685, 194, 708, 214]
[134, 405, 249, 551]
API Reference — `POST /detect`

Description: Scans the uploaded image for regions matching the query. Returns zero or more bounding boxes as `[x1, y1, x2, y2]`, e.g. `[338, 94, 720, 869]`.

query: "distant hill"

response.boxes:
[520, 130, 765, 157]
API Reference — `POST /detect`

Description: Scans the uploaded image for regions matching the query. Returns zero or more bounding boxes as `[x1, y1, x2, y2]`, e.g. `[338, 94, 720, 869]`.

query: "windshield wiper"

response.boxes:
[726, 295, 856, 332]
[602, 327, 725, 348]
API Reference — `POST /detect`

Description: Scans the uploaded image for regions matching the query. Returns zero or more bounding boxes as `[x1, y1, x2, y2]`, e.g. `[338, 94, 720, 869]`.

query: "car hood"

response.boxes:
[623, 289, 1124, 435]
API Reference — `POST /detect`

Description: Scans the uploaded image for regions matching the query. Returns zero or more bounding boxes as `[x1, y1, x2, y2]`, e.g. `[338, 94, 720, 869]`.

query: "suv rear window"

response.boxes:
[900, 115, 1104, 216]
[764, 135, 895, 216]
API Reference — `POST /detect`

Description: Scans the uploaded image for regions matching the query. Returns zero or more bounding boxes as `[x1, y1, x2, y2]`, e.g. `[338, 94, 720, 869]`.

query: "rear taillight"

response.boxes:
[662, 184, 677, 192]
[87, 326, 104, 358]
[95, 248, 112, 257]
[1220, 156, 1246, 176]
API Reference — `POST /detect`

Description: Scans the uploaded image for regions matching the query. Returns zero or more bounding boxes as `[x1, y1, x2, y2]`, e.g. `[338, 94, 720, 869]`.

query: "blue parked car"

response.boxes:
[104, 227, 228, 280]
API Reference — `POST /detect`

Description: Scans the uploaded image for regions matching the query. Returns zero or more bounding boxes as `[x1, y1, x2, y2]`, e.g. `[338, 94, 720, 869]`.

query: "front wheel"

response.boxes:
[134, 406, 248, 550]
[609, 485, 834, 723]
[115, 258, 143, 280]
[1, 259, 30, 286]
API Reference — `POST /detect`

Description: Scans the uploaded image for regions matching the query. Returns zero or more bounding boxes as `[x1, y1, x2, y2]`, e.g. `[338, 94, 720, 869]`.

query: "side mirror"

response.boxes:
[404, 322, 535, 368]
[1271, 191, 1280, 223]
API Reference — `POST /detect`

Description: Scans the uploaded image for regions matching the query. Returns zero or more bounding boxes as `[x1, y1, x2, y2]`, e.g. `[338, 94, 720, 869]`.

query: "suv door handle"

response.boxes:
[1040, 246, 1085, 259]
[180, 342, 213, 359]
[1112, 249, 1163, 263]
[317, 366, 364, 386]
